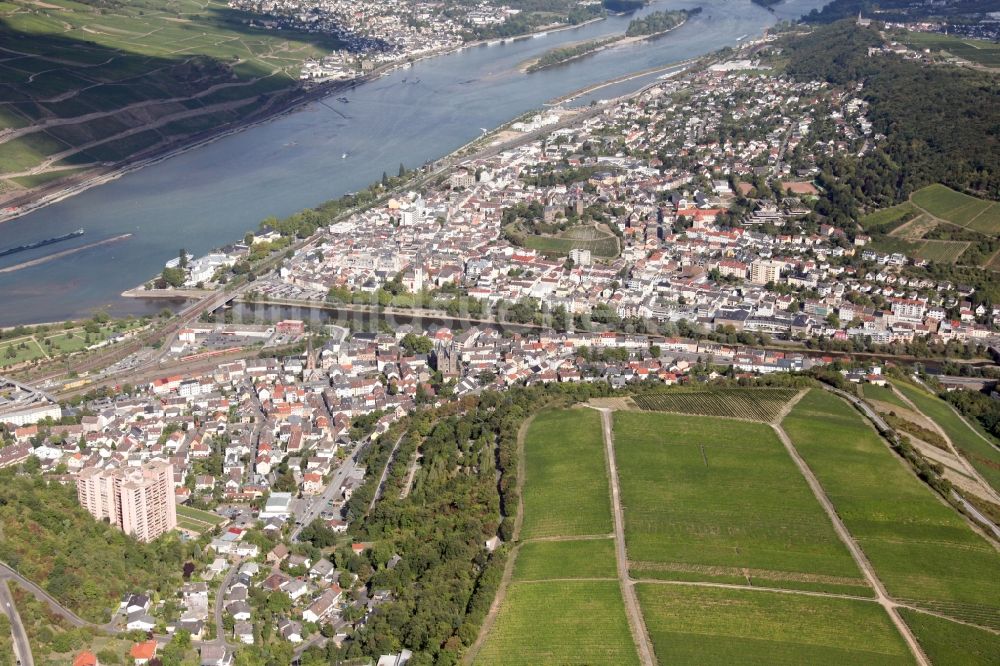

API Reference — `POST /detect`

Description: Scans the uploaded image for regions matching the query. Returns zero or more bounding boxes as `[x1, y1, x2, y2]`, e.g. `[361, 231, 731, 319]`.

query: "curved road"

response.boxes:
[0, 563, 115, 631]
[0, 580, 32, 666]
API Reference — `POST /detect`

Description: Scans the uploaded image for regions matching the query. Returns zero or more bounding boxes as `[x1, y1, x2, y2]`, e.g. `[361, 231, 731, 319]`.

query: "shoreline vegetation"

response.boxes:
[522, 8, 698, 74]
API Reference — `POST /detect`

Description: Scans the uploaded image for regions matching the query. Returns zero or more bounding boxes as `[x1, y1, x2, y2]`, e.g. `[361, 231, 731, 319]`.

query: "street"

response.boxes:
[0, 580, 31, 666]
[290, 447, 363, 542]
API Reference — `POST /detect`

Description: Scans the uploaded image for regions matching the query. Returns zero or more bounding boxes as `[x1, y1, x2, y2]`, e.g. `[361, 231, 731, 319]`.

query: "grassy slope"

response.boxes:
[475, 581, 639, 666]
[893, 381, 1000, 495]
[520, 408, 613, 539]
[862, 383, 908, 409]
[614, 412, 867, 595]
[636, 584, 914, 665]
[782, 390, 1000, 627]
[0, 0, 341, 176]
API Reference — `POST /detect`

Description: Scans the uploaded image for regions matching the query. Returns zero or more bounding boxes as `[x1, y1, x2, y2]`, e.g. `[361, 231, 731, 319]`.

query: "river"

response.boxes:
[0, 0, 829, 326]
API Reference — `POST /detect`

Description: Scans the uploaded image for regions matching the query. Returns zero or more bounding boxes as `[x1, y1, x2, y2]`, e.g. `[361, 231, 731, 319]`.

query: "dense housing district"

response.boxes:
[0, 18, 999, 666]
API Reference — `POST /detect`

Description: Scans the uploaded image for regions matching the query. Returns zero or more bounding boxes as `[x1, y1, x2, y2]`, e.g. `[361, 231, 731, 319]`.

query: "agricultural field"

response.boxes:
[0, 0, 342, 183]
[782, 390, 1000, 627]
[892, 381, 1000, 495]
[899, 608, 1000, 666]
[635, 585, 914, 665]
[614, 412, 868, 595]
[861, 383, 907, 409]
[869, 236, 970, 265]
[900, 31, 1000, 67]
[911, 184, 1000, 233]
[513, 538, 617, 581]
[911, 240, 971, 263]
[478, 407, 637, 665]
[520, 408, 613, 540]
[888, 213, 936, 240]
[475, 581, 639, 665]
[861, 201, 916, 233]
[176, 504, 225, 535]
[630, 387, 799, 422]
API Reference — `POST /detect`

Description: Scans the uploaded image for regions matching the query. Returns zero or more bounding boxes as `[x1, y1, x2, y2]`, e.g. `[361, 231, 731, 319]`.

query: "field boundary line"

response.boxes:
[463, 413, 535, 665]
[963, 201, 995, 227]
[775, 401, 930, 666]
[514, 577, 619, 584]
[522, 534, 614, 543]
[634, 578, 878, 603]
[595, 407, 655, 666]
[772, 388, 808, 424]
[896, 603, 1000, 635]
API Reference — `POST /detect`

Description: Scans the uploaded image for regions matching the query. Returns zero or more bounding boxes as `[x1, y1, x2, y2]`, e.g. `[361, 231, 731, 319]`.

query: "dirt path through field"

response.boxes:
[597, 407, 656, 666]
[774, 402, 930, 666]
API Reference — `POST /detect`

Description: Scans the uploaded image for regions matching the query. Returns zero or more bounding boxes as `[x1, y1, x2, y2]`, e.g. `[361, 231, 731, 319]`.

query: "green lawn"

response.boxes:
[475, 581, 639, 665]
[513, 538, 617, 581]
[893, 381, 1000, 495]
[520, 409, 613, 540]
[862, 383, 908, 409]
[782, 390, 1000, 627]
[614, 412, 867, 595]
[0, 337, 46, 367]
[176, 504, 225, 525]
[899, 608, 1000, 666]
[636, 584, 915, 665]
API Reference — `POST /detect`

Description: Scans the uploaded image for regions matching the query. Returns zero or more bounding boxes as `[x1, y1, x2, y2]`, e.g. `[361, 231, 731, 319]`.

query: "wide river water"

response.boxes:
[0, 0, 828, 325]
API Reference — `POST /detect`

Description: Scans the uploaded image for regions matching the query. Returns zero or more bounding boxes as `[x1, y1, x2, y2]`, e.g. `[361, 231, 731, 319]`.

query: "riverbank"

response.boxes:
[520, 15, 689, 73]
[0, 16, 612, 226]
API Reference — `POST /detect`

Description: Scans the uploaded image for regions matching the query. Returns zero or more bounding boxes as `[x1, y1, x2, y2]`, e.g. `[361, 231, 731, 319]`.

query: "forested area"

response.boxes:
[803, 0, 999, 24]
[782, 21, 1000, 215]
[527, 38, 615, 72]
[625, 8, 697, 37]
[0, 470, 194, 622]
[300, 383, 613, 665]
[941, 389, 1000, 444]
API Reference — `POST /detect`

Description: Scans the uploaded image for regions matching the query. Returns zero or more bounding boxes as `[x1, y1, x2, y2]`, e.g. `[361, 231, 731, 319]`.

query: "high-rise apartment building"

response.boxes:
[76, 461, 177, 543]
[750, 259, 783, 285]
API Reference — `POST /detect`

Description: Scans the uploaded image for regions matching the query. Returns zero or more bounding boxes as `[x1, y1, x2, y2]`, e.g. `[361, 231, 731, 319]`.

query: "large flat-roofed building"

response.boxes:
[0, 377, 61, 426]
[76, 462, 177, 542]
